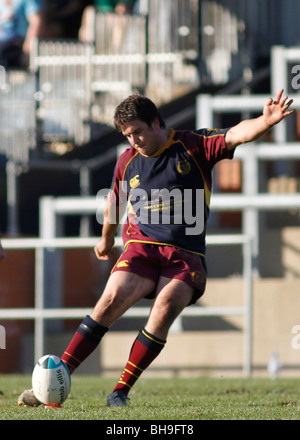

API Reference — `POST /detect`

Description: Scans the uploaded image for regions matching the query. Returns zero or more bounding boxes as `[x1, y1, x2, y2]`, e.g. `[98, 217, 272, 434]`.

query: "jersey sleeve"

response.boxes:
[194, 127, 234, 166]
[109, 148, 133, 205]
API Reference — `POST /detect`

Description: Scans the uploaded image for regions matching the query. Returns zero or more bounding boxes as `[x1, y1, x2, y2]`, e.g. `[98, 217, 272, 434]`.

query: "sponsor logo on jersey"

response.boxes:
[117, 260, 130, 268]
[130, 175, 140, 189]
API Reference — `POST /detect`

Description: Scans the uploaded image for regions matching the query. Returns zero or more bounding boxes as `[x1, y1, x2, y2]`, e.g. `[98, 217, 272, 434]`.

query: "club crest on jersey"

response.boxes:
[177, 160, 191, 175]
[130, 174, 140, 190]
[191, 271, 204, 285]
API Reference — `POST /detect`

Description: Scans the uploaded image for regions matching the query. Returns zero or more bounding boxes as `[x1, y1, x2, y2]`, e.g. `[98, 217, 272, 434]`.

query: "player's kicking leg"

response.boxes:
[17, 271, 155, 407]
[106, 277, 194, 407]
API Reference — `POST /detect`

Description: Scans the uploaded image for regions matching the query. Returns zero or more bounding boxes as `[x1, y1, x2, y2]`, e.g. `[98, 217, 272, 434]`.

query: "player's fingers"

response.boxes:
[282, 99, 294, 112]
[94, 249, 108, 260]
[285, 98, 293, 107]
[94, 244, 115, 260]
[275, 89, 284, 102]
[94, 245, 104, 259]
[97, 254, 110, 260]
[283, 108, 296, 118]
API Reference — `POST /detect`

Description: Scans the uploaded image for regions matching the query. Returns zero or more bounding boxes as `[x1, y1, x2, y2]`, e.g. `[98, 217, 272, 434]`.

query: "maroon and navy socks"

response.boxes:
[61, 315, 166, 396]
[112, 328, 166, 396]
[61, 315, 108, 374]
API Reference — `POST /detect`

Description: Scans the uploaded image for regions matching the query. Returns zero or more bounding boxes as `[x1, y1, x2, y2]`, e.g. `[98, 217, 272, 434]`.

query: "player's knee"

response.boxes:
[103, 285, 127, 310]
[156, 297, 181, 323]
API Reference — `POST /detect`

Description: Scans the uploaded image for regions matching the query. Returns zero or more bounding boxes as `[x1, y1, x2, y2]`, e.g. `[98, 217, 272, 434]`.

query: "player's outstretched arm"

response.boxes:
[225, 89, 295, 150]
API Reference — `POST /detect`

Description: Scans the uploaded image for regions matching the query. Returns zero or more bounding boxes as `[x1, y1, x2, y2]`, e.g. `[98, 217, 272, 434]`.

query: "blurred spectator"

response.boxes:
[94, 0, 136, 14]
[42, 0, 89, 39]
[79, 1, 137, 43]
[0, 0, 45, 68]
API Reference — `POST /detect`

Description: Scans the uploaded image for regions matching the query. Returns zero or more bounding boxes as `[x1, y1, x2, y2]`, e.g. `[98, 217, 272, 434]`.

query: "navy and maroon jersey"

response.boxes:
[110, 127, 234, 256]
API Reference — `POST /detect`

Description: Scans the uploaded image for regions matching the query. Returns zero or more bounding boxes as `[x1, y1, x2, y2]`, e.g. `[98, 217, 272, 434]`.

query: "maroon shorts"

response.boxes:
[111, 242, 207, 304]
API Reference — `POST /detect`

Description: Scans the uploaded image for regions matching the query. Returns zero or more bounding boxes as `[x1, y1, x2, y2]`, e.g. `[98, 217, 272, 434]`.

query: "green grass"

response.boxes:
[0, 375, 299, 421]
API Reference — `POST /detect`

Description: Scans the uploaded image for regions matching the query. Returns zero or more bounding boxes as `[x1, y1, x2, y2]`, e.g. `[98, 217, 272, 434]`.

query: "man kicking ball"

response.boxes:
[18, 89, 294, 407]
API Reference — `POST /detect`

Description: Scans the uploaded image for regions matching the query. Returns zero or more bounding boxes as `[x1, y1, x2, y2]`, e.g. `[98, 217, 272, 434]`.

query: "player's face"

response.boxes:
[121, 119, 165, 156]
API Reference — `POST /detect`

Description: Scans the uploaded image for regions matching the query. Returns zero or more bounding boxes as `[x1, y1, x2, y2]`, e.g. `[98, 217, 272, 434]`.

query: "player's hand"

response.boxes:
[263, 89, 295, 126]
[0, 245, 5, 262]
[94, 236, 117, 260]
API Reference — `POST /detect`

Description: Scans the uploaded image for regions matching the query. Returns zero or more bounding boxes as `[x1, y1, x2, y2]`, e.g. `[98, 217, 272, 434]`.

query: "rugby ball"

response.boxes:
[32, 354, 71, 405]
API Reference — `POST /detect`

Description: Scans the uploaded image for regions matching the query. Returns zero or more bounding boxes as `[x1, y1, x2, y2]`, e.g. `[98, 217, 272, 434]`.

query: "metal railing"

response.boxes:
[3, 162, 300, 376]
[16, 156, 300, 375]
[1, 232, 253, 377]
[197, 92, 300, 271]
[4, 139, 300, 377]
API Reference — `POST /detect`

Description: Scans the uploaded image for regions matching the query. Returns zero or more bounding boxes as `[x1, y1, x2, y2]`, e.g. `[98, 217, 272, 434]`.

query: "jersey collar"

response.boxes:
[138, 129, 175, 157]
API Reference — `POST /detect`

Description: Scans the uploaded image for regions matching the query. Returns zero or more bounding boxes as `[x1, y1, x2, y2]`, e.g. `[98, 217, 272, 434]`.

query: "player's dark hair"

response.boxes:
[114, 94, 166, 131]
